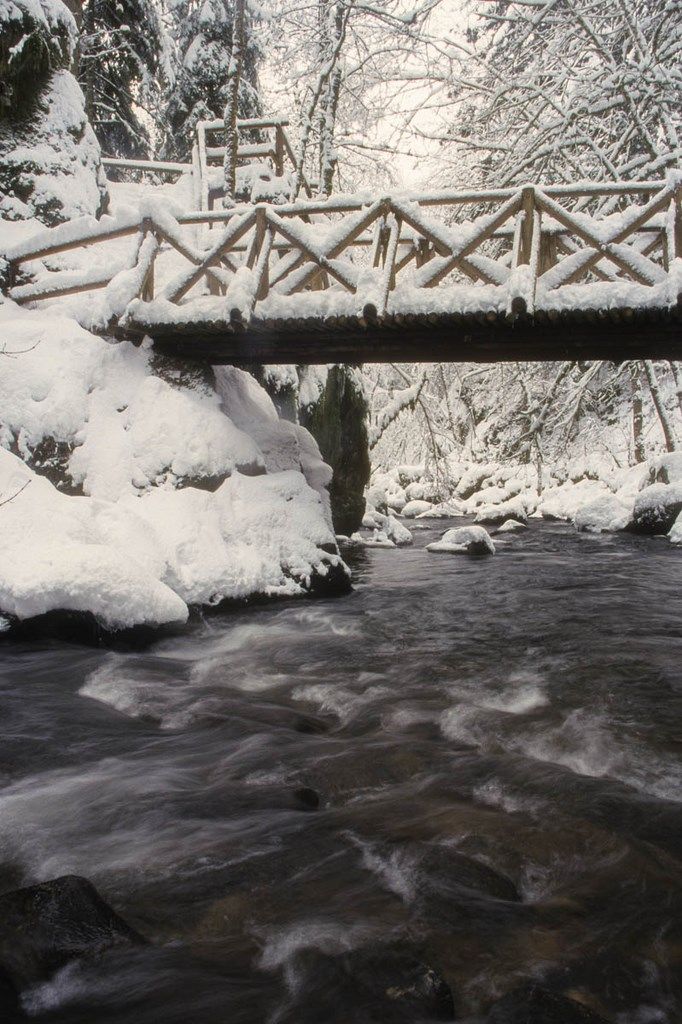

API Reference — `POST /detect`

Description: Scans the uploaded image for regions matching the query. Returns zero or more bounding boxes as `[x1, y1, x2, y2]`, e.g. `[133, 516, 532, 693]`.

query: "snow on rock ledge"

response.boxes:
[0, 450, 347, 634]
[0, 450, 187, 631]
[0, 303, 349, 634]
[426, 526, 495, 556]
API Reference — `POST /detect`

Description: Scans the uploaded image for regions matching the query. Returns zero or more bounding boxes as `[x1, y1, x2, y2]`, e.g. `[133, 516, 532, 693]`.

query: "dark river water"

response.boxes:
[1, 519, 682, 1023]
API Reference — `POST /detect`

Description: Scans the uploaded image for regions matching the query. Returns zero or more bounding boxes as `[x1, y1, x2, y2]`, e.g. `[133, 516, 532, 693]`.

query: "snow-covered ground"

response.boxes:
[0, 180, 349, 635]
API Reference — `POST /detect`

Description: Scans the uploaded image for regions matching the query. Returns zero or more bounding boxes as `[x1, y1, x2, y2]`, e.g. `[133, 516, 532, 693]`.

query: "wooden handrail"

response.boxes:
[4, 181, 672, 265]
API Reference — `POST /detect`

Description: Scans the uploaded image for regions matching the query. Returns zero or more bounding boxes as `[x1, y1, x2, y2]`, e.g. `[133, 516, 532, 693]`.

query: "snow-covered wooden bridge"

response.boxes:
[4, 174, 682, 364]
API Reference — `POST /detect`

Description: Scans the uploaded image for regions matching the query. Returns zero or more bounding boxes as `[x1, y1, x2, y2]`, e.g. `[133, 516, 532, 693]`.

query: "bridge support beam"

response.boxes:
[144, 317, 682, 366]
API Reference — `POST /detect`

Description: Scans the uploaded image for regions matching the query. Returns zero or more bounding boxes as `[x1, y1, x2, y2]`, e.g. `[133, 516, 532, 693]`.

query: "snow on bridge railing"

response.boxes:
[4, 176, 682, 337]
[100, 118, 306, 209]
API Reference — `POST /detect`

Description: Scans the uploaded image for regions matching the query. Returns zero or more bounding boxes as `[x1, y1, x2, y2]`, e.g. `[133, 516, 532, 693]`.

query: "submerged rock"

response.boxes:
[0, 970, 23, 1023]
[628, 482, 682, 535]
[417, 844, 520, 904]
[486, 983, 609, 1023]
[426, 526, 495, 556]
[0, 875, 145, 991]
[280, 944, 455, 1022]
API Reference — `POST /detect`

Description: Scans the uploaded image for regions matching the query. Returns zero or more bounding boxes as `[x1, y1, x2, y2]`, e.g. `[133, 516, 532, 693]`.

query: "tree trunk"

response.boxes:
[223, 0, 245, 207]
[630, 363, 645, 463]
[669, 361, 682, 416]
[642, 360, 677, 452]
[318, 1, 343, 196]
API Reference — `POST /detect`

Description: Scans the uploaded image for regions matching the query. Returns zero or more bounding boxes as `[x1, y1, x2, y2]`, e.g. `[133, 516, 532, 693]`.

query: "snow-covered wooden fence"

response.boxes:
[4, 176, 681, 363]
[102, 118, 304, 211]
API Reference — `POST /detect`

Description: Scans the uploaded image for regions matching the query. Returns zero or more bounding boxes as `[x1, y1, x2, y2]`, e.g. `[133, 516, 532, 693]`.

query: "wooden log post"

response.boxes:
[274, 125, 285, 178]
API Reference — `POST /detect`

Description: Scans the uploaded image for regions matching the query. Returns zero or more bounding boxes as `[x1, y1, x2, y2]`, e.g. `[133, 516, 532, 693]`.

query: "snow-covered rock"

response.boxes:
[574, 495, 632, 533]
[349, 530, 395, 549]
[416, 499, 465, 518]
[495, 519, 527, 534]
[401, 499, 433, 518]
[0, 304, 263, 498]
[359, 511, 412, 545]
[0, 450, 187, 630]
[386, 490, 407, 512]
[645, 452, 682, 487]
[474, 496, 527, 525]
[538, 479, 610, 522]
[426, 525, 495, 556]
[0, 448, 347, 633]
[0, 70, 106, 225]
[0, 299, 349, 633]
[630, 482, 682, 535]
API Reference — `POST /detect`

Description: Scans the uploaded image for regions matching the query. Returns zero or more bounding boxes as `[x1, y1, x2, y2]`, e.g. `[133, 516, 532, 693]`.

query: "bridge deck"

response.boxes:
[4, 175, 682, 364]
[138, 310, 681, 364]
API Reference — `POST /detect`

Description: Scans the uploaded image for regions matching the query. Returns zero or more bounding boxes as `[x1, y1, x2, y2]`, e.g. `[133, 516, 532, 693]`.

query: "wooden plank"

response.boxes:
[102, 157, 189, 174]
[10, 268, 114, 303]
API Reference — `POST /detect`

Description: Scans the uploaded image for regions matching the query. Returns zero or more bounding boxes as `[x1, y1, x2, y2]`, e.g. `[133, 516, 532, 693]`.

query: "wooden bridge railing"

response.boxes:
[102, 118, 305, 210]
[4, 176, 682, 342]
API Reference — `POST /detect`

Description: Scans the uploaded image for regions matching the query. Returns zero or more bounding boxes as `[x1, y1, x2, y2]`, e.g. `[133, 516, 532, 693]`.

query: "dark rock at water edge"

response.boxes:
[0, 875, 145, 991]
[627, 483, 682, 534]
[308, 556, 353, 597]
[0, 608, 183, 650]
[279, 944, 455, 1022]
[300, 365, 371, 537]
[487, 983, 609, 1023]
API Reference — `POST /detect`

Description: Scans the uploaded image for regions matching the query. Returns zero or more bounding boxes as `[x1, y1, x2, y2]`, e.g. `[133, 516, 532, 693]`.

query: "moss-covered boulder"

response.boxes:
[300, 365, 371, 536]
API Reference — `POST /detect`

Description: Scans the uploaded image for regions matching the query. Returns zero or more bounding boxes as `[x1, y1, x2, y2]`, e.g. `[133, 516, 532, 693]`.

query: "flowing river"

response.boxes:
[1, 519, 681, 1023]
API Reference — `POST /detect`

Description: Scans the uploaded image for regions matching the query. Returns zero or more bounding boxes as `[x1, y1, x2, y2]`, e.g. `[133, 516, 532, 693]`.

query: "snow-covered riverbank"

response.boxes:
[358, 453, 682, 549]
[0, 298, 348, 637]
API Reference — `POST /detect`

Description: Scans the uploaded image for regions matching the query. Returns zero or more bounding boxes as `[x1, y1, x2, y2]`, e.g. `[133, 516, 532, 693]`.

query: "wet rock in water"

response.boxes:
[628, 483, 682, 535]
[308, 557, 353, 597]
[417, 844, 521, 904]
[293, 715, 330, 734]
[426, 526, 495, 556]
[0, 875, 145, 990]
[487, 983, 609, 1023]
[0, 970, 23, 1022]
[293, 787, 321, 811]
[281, 945, 455, 1022]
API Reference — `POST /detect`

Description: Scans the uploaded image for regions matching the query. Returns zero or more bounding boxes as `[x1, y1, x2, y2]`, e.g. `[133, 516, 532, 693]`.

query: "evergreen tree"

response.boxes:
[78, 0, 167, 158]
[161, 0, 260, 161]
